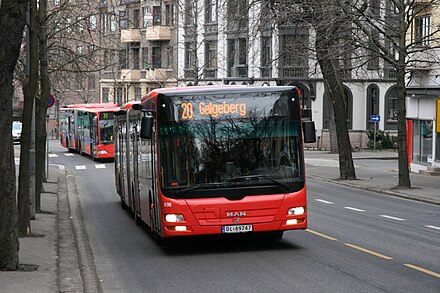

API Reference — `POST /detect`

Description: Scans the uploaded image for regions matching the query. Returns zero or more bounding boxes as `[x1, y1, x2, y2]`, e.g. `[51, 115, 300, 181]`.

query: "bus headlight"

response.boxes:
[165, 214, 185, 222]
[288, 207, 305, 215]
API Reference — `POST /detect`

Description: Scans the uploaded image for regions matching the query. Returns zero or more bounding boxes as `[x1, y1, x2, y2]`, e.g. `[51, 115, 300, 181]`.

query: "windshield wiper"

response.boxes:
[179, 182, 226, 193]
[227, 175, 290, 191]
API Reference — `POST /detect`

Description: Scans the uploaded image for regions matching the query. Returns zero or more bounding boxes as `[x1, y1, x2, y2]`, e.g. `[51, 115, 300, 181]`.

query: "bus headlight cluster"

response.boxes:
[288, 207, 305, 215]
[97, 150, 108, 154]
[165, 214, 185, 222]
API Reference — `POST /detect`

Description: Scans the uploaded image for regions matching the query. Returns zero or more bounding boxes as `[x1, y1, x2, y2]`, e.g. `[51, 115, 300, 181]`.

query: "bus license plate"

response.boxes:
[221, 224, 253, 234]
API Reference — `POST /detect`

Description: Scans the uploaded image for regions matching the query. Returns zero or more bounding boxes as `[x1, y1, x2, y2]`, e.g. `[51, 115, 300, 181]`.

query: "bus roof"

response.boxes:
[141, 85, 297, 106]
[120, 100, 141, 110]
[61, 103, 118, 109]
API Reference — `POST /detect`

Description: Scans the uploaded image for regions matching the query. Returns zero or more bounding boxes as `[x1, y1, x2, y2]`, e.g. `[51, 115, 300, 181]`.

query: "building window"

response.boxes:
[412, 120, 433, 163]
[165, 4, 172, 26]
[110, 15, 116, 32]
[119, 11, 127, 29]
[143, 6, 149, 28]
[205, 0, 217, 23]
[89, 15, 97, 30]
[142, 47, 149, 69]
[260, 36, 272, 78]
[279, 25, 309, 78]
[204, 40, 217, 78]
[131, 44, 140, 69]
[115, 87, 123, 105]
[119, 49, 127, 69]
[167, 46, 173, 68]
[152, 47, 161, 68]
[132, 9, 140, 29]
[415, 15, 431, 46]
[323, 87, 353, 130]
[227, 38, 248, 77]
[102, 88, 109, 103]
[367, 28, 379, 70]
[185, 42, 195, 69]
[135, 87, 142, 100]
[384, 86, 398, 130]
[366, 84, 379, 130]
[88, 76, 95, 91]
[153, 6, 161, 25]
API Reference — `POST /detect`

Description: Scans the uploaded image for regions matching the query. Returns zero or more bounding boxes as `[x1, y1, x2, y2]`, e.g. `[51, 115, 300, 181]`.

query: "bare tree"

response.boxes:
[339, 0, 440, 187]
[0, 0, 28, 270]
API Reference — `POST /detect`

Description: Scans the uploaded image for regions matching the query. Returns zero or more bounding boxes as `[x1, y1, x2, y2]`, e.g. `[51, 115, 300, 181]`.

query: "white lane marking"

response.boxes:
[75, 165, 86, 170]
[95, 164, 106, 169]
[379, 215, 406, 221]
[344, 207, 366, 212]
[315, 199, 334, 204]
[425, 225, 440, 231]
[48, 154, 58, 158]
[64, 153, 75, 157]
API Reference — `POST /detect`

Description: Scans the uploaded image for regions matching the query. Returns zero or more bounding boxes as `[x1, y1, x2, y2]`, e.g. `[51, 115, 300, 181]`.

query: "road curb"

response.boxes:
[57, 166, 84, 292]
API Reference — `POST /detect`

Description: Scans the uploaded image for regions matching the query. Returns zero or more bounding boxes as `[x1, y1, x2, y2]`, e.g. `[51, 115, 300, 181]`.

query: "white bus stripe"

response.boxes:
[75, 165, 86, 170]
[425, 225, 440, 231]
[95, 164, 106, 169]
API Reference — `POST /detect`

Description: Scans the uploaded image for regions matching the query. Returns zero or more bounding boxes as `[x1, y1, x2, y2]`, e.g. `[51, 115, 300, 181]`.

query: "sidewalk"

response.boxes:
[0, 164, 83, 293]
[305, 150, 440, 205]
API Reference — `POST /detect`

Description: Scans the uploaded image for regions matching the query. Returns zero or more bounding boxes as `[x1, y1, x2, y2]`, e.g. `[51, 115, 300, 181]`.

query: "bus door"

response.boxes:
[138, 113, 158, 232]
[130, 111, 141, 218]
[91, 115, 98, 158]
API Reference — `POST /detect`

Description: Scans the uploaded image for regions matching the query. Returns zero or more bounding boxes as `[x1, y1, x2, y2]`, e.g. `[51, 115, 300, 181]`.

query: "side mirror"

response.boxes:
[303, 121, 316, 143]
[140, 116, 153, 139]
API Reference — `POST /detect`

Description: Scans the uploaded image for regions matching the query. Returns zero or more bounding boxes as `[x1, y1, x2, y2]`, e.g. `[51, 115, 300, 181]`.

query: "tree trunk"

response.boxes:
[18, 0, 39, 235]
[0, 0, 28, 270]
[316, 27, 356, 180]
[35, 0, 50, 211]
[395, 5, 411, 188]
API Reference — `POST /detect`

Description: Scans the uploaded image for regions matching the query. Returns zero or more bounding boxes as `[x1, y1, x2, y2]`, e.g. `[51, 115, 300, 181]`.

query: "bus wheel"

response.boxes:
[120, 197, 128, 210]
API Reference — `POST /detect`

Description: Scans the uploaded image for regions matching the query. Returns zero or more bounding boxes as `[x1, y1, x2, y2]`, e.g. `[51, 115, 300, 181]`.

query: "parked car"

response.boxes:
[12, 121, 22, 143]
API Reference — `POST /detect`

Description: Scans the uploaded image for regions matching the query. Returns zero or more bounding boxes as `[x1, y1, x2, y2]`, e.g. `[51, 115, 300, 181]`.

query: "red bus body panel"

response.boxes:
[157, 188, 307, 237]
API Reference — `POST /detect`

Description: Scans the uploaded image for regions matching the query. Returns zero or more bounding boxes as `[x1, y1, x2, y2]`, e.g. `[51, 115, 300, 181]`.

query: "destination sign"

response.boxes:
[181, 101, 247, 120]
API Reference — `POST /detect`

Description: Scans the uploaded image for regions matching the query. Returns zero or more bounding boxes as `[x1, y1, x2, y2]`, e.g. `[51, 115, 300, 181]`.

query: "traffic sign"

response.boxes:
[48, 94, 56, 108]
[370, 115, 380, 123]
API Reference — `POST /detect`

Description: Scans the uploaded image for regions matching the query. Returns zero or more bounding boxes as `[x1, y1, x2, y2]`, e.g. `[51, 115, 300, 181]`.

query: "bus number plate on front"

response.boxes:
[221, 224, 253, 234]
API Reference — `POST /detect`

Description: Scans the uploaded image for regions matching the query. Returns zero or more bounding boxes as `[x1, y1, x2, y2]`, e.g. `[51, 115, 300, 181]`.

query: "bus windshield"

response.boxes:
[158, 91, 304, 199]
[100, 112, 114, 144]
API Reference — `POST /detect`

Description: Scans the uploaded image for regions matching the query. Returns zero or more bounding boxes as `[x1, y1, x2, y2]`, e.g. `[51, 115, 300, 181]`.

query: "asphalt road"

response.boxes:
[49, 143, 440, 293]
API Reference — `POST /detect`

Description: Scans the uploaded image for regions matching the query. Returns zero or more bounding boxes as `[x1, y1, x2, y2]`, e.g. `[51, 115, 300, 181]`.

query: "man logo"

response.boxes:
[226, 211, 246, 217]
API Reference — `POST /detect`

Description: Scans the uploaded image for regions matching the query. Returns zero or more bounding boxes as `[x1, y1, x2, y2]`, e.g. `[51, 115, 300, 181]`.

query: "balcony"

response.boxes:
[407, 50, 433, 71]
[121, 69, 141, 81]
[279, 66, 308, 78]
[145, 26, 171, 41]
[142, 68, 172, 82]
[120, 29, 141, 43]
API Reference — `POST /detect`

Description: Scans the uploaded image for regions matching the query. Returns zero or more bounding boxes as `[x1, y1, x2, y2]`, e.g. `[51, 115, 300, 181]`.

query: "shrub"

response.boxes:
[367, 129, 397, 150]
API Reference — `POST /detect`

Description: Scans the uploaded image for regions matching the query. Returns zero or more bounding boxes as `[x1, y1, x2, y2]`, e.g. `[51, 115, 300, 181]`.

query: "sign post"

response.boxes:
[370, 115, 381, 150]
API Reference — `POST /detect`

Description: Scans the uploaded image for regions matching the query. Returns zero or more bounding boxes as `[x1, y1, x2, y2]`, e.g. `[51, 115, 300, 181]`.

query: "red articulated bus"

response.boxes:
[114, 86, 316, 243]
[59, 103, 119, 160]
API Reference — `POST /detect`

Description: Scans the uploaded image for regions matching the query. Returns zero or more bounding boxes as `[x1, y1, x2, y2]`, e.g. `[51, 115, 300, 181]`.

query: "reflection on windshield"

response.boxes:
[100, 119, 114, 144]
[158, 92, 304, 198]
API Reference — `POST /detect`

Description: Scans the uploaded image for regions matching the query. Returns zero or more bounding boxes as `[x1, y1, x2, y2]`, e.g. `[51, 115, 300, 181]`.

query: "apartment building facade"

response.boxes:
[97, 0, 402, 149]
[406, 0, 440, 172]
